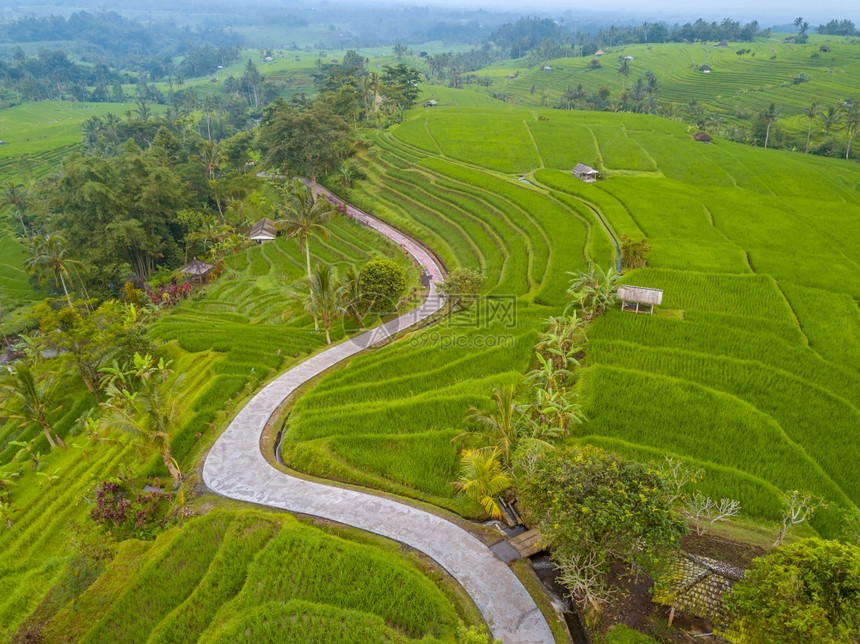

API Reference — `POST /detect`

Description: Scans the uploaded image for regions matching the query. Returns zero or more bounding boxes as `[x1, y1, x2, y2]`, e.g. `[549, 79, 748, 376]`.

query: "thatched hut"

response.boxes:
[617, 285, 663, 314]
[693, 132, 713, 143]
[180, 259, 214, 283]
[249, 217, 277, 243]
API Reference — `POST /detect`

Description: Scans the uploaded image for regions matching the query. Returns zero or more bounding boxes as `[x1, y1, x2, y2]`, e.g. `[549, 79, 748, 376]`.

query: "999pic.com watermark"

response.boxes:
[408, 331, 515, 350]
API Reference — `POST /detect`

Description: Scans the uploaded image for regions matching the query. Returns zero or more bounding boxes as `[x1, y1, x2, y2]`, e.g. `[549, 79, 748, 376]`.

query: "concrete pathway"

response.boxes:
[202, 188, 555, 643]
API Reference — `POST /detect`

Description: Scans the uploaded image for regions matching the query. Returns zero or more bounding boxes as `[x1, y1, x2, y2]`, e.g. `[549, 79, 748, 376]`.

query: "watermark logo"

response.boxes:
[445, 294, 518, 329]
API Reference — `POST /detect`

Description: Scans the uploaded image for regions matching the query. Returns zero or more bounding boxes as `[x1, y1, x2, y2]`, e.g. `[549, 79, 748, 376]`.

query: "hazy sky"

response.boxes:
[397, 0, 859, 24]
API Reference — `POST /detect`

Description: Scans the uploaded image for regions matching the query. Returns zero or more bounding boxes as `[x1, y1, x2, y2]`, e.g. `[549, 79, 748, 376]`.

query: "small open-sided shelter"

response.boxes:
[424, 99, 438, 107]
[573, 163, 599, 183]
[820, 45, 831, 52]
[180, 259, 214, 283]
[595, 49, 605, 56]
[249, 217, 277, 243]
[617, 285, 663, 314]
[693, 131, 713, 143]
[699, 64, 712, 73]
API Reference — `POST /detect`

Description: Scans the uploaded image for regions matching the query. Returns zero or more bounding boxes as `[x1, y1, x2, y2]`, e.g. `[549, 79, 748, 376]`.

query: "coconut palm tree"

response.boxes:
[276, 180, 338, 331]
[820, 105, 840, 136]
[23, 233, 80, 309]
[617, 58, 631, 91]
[452, 447, 513, 519]
[305, 264, 345, 344]
[0, 362, 65, 449]
[339, 265, 367, 328]
[455, 386, 523, 468]
[804, 102, 819, 153]
[99, 354, 183, 488]
[1, 182, 28, 237]
[759, 103, 779, 149]
[842, 99, 859, 160]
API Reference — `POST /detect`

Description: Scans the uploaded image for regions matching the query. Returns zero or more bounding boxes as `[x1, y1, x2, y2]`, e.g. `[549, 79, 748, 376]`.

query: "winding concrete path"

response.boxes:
[202, 187, 555, 643]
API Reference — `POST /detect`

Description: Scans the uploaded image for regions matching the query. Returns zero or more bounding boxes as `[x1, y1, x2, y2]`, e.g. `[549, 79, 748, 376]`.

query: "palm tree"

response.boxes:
[193, 140, 221, 181]
[804, 102, 819, 153]
[23, 233, 80, 309]
[305, 264, 344, 344]
[99, 354, 183, 488]
[1, 182, 28, 237]
[339, 265, 367, 328]
[456, 386, 523, 468]
[0, 363, 66, 449]
[276, 180, 338, 331]
[617, 58, 630, 91]
[842, 99, 859, 160]
[452, 447, 513, 519]
[820, 105, 840, 136]
[759, 103, 779, 149]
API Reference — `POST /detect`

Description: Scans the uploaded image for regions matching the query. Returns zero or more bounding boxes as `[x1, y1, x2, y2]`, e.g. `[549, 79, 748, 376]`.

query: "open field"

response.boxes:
[283, 106, 860, 537]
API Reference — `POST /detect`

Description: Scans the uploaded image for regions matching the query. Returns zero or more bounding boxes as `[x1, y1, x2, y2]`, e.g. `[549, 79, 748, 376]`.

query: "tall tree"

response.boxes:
[804, 102, 819, 154]
[259, 100, 350, 184]
[305, 264, 344, 344]
[99, 354, 183, 488]
[842, 99, 859, 160]
[0, 362, 66, 449]
[1, 182, 29, 237]
[275, 180, 337, 331]
[23, 233, 79, 308]
[759, 103, 779, 149]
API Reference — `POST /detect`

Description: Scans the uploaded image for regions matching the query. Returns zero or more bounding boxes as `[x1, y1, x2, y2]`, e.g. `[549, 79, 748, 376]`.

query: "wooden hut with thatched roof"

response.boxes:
[249, 217, 277, 243]
[180, 259, 214, 283]
[693, 132, 713, 143]
[617, 285, 663, 314]
[573, 163, 599, 183]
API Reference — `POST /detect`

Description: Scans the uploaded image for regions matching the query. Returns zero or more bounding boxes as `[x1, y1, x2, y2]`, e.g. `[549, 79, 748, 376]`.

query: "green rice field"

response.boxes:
[283, 106, 860, 536]
[486, 36, 860, 132]
[40, 509, 474, 643]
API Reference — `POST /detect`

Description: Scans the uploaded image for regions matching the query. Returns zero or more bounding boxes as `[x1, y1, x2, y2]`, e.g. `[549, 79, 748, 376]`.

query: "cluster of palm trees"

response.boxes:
[452, 265, 619, 518]
[802, 100, 860, 159]
[274, 178, 378, 343]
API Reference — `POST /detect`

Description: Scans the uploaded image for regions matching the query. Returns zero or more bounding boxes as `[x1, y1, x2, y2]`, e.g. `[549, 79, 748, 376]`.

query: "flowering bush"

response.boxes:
[146, 281, 192, 308]
[90, 479, 172, 539]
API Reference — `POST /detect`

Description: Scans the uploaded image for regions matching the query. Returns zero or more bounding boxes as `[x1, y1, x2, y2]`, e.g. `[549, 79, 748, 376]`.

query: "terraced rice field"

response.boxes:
[281, 121, 609, 516]
[0, 207, 417, 638]
[489, 36, 860, 130]
[285, 106, 860, 536]
[38, 510, 472, 643]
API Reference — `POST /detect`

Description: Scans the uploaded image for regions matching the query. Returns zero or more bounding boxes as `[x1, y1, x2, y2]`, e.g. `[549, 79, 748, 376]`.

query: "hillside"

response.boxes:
[283, 106, 860, 537]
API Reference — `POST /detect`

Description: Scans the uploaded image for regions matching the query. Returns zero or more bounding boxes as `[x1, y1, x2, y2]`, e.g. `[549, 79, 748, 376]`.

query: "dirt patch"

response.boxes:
[681, 532, 764, 569]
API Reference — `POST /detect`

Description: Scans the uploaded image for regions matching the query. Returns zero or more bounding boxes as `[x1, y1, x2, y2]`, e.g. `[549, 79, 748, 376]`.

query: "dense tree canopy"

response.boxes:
[726, 538, 860, 643]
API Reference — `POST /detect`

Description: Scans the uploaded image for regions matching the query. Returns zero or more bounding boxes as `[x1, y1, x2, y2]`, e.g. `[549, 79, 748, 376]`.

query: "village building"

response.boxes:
[617, 285, 663, 314]
[543, 65, 553, 72]
[699, 64, 712, 73]
[623, 55, 634, 61]
[180, 259, 214, 283]
[595, 49, 605, 56]
[573, 163, 599, 183]
[424, 99, 438, 107]
[820, 45, 832, 52]
[249, 217, 277, 243]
